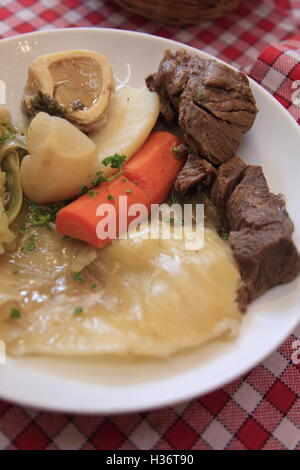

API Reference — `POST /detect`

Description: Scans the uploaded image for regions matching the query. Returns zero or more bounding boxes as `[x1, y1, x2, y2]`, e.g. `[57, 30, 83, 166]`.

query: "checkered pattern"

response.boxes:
[249, 35, 300, 123]
[0, 0, 299, 451]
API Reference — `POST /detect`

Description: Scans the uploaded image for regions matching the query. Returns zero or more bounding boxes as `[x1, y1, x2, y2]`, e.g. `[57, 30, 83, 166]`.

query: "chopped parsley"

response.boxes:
[0, 132, 15, 144]
[92, 171, 107, 187]
[172, 146, 182, 159]
[121, 178, 127, 182]
[88, 189, 98, 199]
[12, 268, 19, 275]
[28, 202, 62, 229]
[220, 228, 229, 241]
[102, 154, 127, 180]
[80, 185, 89, 195]
[32, 213, 52, 227]
[102, 154, 126, 169]
[107, 194, 114, 201]
[21, 239, 37, 252]
[72, 271, 84, 283]
[78, 157, 127, 200]
[125, 189, 132, 194]
[10, 308, 21, 319]
[73, 306, 83, 316]
[91, 283, 97, 290]
[30, 91, 65, 118]
[62, 235, 70, 242]
[170, 195, 180, 205]
[20, 225, 29, 234]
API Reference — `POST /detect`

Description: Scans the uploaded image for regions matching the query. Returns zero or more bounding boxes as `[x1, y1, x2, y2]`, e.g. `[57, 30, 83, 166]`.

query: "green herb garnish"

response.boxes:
[220, 228, 229, 241]
[91, 283, 97, 290]
[12, 268, 19, 275]
[88, 189, 98, 199]
[21, 240, 36, 252]
[20, 225, 29, 234]
[29, 203, 61, 229]
[73, 306, 83, 316]
[62, 235, 70, 242]
[172, 146, 182, 159]
[30, 91, 65, 118]
[170, 195, 180, 205]
[80, 185, 89, 195]
[107, 194, 114, 201]
[102, 154, 127, 181]
[92, 171, 107, 187]
[125, 189, 132, 194]
[72, 272, 84, 283]
[0, 132, 15, 144]
[32, 213, 51, 227]
[78, 157, 126, 199]
[102, 154, 126, 169]
[10, 308, 21, 319]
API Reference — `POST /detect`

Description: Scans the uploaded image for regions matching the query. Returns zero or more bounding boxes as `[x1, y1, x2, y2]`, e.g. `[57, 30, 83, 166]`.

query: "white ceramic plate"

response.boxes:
[0, 28, 299, 414]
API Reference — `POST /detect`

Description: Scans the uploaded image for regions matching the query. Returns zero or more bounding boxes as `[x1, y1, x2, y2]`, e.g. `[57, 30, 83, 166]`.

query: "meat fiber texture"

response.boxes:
[147, 49, 258, 166]
[174, 148, 216, 195]
[211, 157, 300, 311]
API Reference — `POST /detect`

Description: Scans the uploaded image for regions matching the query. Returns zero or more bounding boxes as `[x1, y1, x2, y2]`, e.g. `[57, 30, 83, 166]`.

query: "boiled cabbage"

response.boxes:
[0, 222, 241, 357]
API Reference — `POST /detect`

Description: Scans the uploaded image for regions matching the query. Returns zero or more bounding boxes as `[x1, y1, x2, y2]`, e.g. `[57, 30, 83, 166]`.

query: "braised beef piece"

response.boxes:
[146, 49, 194, 122]
[175, 151, 216, 196]
[211, 159, 300, 311]
[210, 156, 247, 227]
[227, 166, 291, 232]
[147, 49, 258, 165]
[149, 50, 299, 309]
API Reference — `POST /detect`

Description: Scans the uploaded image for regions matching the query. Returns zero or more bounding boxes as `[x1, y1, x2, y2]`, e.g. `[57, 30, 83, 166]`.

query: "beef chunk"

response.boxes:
[146, 49, 202, 123]
[230, 227, 300, 311]
[147, 49, 258, 165]
[146, 73, 177, 123]
[227, 166, 293, 232]
[210, 156, 247, 226]
[211, 160, 300, 311]
[175, 152, 216, 196]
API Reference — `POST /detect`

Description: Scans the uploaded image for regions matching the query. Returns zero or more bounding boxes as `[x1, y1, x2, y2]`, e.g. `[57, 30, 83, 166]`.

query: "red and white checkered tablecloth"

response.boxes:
[0, 0, 299, 451]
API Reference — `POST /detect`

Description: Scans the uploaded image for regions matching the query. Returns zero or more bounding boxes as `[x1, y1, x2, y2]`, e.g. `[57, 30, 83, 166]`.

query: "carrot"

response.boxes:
[56, 177, 151, 248]
[123, 131, 185, 204]
[56, 131, 185, 248]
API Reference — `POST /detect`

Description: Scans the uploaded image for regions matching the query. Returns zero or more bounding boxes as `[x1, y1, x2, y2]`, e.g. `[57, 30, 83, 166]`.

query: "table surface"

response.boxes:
[0, 0, 299, 451]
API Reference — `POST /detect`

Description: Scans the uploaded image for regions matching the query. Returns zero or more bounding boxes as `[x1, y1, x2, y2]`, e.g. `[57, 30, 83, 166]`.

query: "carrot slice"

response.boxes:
[56, 177, 151, 248]
[56, 131, 185, 248]
[123, 131, 185, 204]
